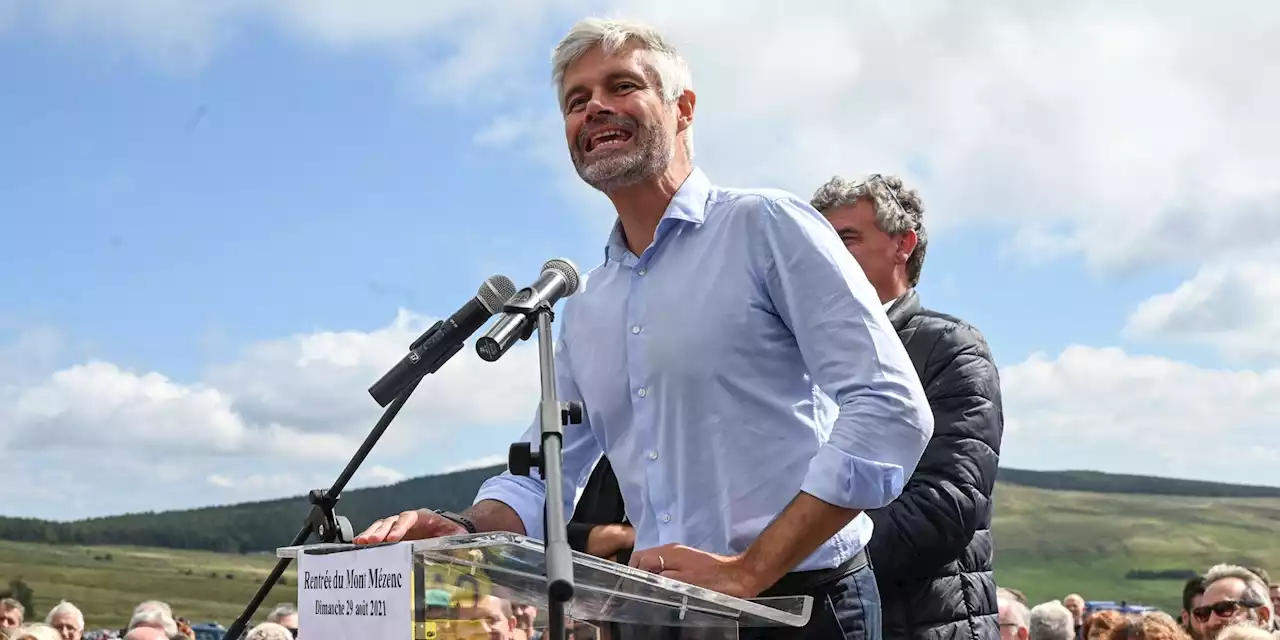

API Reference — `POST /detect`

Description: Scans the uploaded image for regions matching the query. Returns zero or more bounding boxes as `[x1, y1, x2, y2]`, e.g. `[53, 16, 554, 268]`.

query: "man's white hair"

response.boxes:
[551, 17, 695, 159]
[127, 605, 178, 638]
[246, 622, 293, 640]
[43, 601, 83, 630]
[12, 623, 60, 640]
[132, 601, 172, 617]
[1029, 601, 1075, 640]
[266, 603, 297, 623]
[1001, 596, 1031, 630]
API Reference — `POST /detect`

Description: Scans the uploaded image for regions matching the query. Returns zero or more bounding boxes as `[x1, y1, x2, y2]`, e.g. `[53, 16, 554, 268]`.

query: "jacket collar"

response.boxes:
[886, 288, 921, 332]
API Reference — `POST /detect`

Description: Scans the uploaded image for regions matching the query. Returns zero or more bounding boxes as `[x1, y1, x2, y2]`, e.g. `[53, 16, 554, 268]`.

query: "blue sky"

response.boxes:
[1, 2, 1277, 520]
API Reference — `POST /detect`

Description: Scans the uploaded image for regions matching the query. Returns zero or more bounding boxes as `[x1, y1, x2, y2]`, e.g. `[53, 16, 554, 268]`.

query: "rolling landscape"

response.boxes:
[2, 466, 1278, 630]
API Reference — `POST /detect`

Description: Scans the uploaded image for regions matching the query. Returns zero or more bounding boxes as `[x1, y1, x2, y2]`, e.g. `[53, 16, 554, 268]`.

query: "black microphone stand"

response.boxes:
[221, 321, 464, 639]
[507, 301, 578, 640]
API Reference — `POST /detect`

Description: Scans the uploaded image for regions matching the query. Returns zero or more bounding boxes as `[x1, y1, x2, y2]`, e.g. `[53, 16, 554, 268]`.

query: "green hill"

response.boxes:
[0, 539, 295, 631]
[1, 467, 1277, 627]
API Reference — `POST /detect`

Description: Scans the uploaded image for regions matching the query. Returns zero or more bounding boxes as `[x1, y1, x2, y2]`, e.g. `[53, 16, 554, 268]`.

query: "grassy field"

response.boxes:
[992, 484, 1280, 612]
[0, 540, 297, 631]
[2, 483, 1278, 629]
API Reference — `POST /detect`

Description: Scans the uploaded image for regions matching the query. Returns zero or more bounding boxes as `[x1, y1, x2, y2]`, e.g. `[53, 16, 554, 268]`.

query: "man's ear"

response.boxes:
[897, 229, 918, 264]
[1018, 627, 1029, 640]
[676, 89, 696, 133]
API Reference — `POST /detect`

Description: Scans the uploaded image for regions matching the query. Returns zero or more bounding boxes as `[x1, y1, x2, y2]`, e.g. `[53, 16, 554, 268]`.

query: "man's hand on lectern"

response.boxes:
[354, 509, 466, 544]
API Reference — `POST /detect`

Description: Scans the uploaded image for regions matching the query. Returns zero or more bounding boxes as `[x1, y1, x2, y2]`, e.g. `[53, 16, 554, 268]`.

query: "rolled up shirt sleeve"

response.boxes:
[755, 195, 934, 511]
[472, 329, 604, 541]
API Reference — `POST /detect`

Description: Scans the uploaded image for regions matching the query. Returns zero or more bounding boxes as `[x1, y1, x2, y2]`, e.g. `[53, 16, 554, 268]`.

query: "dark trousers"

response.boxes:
[742, 553, 882, 640]
[600, 552, 882, 640]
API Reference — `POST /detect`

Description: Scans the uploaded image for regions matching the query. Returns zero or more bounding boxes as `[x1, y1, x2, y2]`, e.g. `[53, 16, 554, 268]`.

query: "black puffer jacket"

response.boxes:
[869, 289, 1003, 640]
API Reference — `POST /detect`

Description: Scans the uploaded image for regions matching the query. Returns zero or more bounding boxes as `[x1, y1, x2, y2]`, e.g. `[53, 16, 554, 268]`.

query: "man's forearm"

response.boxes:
[462, 499, 528, 535]
[739, 492, 861, 591]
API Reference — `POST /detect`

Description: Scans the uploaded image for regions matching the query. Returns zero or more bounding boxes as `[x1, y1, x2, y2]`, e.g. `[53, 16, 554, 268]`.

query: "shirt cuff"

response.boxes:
[800, 443, 906, 511]
[473, 474, 546, 541]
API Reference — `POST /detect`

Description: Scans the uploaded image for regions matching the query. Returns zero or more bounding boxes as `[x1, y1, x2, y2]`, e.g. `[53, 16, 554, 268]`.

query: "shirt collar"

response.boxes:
[605, 167, 713, 263]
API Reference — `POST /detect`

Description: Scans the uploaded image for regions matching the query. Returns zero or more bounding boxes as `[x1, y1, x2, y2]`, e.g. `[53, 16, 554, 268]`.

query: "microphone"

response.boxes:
[367, 274, 518, 407]
[475, 259, 581, 362]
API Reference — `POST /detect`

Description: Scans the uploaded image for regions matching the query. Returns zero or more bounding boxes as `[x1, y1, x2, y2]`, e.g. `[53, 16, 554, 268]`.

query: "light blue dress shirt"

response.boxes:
[474, 168, 933, 571]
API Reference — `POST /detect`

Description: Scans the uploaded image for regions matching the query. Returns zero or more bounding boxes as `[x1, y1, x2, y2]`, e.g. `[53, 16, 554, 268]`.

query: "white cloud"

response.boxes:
[492, 1, 1280, 272]
[14, 2, 1276, 269]
[1125, 261, 1280, 363]
[0, 310, 541, 517]
[1001, 345, 1280, 487]
[443, 454, 509, 473]
[205, 464, 404, 494]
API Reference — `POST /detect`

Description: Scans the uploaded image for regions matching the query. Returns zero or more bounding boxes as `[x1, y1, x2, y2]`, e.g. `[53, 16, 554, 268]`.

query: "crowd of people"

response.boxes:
[998, 565, 1280, 640]
[0, 599, 297, 640]
[0, 561, 1277, 639]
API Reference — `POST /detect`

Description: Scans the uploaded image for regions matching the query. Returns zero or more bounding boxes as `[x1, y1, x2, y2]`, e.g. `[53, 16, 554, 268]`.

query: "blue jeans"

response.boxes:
[742, 560, 883, 640]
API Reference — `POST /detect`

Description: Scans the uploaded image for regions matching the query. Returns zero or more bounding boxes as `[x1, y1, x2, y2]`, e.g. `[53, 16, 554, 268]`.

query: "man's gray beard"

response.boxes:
[575, 123, 674, 193]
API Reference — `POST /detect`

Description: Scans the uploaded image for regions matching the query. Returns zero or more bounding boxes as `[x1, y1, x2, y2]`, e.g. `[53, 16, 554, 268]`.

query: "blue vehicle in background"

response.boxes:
[1087, 600, 1161, 614]
[191, 622, 229, 640]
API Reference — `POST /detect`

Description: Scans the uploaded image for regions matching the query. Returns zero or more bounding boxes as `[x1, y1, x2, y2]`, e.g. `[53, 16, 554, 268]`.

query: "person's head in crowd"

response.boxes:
[265, 603, 298, 636]
[43, 601, 83, 640]
[1183, 576, 1210, 640]
[0, 599, 23, 629]
[1065, 595, 1087, 626]
[1271, 582, 1280, 613]
[551, 18, 696, 198]
[1000, 594, 1031, 640]
[132, 602, 171, 618]
[1087, 611, 1128, 640]
[1101, 611, 1190, 640]
[1197, 564, 1273, 639]
[1212, 624, 1273, 640]
[457, 595, 515, 640]
[11, 624, 59, 640]
[511, 602, 538, 638]
[174, 619, 194, 640]
[1031, 601, 1077, 640]
[810, 173, 928, 304]
[122, 627, 168, 640]
[1000, 588, 1031, 606]
[246, 622, 292, 640]
[126, 602, 177, 640]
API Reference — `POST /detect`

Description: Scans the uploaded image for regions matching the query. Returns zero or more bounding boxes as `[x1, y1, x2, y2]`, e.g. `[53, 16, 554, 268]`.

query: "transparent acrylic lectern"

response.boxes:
[279, 532, 812, 639]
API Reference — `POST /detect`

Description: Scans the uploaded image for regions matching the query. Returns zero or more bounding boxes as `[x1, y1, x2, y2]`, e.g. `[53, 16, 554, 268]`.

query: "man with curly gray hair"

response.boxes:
[812, 173, 1004, 640]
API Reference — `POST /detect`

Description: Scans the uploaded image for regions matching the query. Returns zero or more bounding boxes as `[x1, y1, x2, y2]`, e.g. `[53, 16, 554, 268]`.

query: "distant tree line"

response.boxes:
[0, 465, 502, 553]
[996, 469, 1280, 498]
[0, 466, 1276, 554]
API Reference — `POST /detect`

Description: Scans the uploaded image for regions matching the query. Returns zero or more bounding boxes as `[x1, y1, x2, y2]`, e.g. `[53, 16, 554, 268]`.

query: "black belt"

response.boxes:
[758, 548, 868, 597]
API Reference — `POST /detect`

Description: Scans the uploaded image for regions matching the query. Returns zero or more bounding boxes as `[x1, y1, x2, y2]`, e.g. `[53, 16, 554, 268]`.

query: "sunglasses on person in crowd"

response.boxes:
[1191, 599, 1264, 622]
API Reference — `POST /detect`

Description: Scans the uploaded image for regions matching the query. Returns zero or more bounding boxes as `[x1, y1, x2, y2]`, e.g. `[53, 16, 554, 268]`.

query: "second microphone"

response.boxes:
[476, 258, 581, 362]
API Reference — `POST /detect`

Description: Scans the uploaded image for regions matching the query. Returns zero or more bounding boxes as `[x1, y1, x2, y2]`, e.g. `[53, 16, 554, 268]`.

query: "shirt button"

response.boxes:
[637, 388, 647, 398]
[631, 325, 642, 334]
[662, 514, 671, 523]
[649, 450, 658, 460]
[637, 268, 647, 276]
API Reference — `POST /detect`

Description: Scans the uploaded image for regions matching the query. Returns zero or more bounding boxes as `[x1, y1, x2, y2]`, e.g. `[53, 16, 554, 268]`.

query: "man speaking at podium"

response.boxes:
[355, 17, 933, 639]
